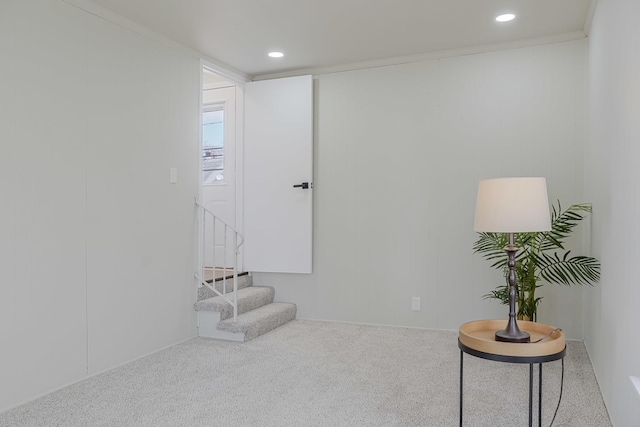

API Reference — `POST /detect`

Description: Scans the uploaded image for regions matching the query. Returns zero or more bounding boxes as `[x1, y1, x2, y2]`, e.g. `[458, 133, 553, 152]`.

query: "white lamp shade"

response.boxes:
[474, 177, 551, 232]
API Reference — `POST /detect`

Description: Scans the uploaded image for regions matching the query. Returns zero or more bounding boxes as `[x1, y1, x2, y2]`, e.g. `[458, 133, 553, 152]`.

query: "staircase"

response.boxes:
[194, 273, 297, 342]
[195, 200, 297, 342]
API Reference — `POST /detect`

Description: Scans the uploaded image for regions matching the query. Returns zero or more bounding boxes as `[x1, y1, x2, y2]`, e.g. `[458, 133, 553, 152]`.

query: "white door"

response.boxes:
[244, 75, 313, 273]
[202, 85, 236, 266]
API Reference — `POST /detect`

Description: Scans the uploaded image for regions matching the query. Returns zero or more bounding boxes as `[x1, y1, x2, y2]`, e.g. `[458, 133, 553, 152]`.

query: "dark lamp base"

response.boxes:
[495, 329, 531, 343]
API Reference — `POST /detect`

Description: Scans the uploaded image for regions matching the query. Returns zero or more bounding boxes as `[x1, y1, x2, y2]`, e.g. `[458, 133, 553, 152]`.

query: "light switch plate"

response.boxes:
[631, 376, 640, 398]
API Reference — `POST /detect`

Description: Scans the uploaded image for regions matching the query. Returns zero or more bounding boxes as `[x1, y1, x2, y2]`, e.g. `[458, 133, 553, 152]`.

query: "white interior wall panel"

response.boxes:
[256, 39, 588, 339]
[0, 0, 199, 412]
[0, 0, 20, 409]
[85, 14, 199, 374]
[585, 0, 640, 425]
[0, 0, 89, 410]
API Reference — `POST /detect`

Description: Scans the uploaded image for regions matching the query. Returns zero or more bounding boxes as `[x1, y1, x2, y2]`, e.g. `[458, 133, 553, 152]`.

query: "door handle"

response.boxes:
[293, 182, 311, 189]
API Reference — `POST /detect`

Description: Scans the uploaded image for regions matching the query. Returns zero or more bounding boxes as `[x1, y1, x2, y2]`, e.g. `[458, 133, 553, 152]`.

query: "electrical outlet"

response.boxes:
[411, 296, 421, 311]
[170, 167, 178, 184]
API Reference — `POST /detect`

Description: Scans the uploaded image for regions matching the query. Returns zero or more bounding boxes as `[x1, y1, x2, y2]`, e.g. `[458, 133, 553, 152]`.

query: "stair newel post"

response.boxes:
[200, 207, 206, 287]
[233, 232, 238, 320]
[223, 224, 228, 294]
[210, 216, 216, 294]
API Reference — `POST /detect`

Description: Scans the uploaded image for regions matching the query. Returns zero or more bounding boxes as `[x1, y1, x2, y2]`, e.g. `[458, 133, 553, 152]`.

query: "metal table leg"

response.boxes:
[539, 363, 543, 427]
[460, 350, 463, 427]
[529, 363, 534, 427]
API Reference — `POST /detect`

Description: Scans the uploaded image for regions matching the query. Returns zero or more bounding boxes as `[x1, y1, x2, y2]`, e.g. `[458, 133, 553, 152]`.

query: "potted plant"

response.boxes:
[473, 202, 600, 321]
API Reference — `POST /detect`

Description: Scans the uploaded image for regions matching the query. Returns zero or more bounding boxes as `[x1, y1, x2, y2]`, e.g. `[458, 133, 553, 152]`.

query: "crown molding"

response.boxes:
[253, 31, 587, 81]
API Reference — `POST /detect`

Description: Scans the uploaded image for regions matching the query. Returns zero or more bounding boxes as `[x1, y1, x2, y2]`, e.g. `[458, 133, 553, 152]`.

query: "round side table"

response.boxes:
[458, 320, 566, 427]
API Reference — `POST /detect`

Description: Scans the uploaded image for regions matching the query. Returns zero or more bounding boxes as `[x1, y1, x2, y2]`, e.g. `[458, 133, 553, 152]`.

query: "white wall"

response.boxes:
[584, 0, 640, 425]
[0, 0, 199, 412]
[256, 39, 590, 339]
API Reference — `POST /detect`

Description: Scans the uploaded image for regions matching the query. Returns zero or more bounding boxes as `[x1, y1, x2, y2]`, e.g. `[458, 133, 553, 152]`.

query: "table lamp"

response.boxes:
[474, 177, 551, 343]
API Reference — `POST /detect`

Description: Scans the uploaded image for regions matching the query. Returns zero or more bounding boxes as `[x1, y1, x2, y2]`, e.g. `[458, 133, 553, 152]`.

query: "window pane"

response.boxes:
[202, 108, 224, 184]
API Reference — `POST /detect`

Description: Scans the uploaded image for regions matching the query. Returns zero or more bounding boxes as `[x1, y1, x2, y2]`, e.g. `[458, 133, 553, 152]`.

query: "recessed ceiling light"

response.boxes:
[268, 51, 284, 58]
[496, 13, 515, 22]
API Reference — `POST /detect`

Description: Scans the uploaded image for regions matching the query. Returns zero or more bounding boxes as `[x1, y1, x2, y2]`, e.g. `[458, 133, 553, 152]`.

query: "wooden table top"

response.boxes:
[459, 319, 565, 358]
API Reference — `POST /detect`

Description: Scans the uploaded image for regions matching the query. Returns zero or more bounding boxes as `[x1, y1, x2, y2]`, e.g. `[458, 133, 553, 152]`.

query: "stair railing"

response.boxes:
[195, 199, 244, 320]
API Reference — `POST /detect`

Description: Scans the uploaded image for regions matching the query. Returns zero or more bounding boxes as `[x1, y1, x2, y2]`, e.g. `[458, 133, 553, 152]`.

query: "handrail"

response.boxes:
[195, 198, 244, 320]
[195, 200, 244, 248]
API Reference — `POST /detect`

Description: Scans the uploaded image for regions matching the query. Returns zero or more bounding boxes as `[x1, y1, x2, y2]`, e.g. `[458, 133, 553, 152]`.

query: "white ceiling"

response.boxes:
[85, 0, 594, 79]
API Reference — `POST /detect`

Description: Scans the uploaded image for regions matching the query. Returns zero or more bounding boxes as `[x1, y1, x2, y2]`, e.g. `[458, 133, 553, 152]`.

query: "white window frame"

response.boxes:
[202, 102, 226, 186]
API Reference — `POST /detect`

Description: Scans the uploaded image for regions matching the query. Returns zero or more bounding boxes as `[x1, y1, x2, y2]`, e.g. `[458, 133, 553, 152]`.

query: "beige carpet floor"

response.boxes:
[0, 320, 611, 426]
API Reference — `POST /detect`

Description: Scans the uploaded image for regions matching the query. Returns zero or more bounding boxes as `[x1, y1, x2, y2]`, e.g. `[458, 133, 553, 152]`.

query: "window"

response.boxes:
[202, 105, 224, 184]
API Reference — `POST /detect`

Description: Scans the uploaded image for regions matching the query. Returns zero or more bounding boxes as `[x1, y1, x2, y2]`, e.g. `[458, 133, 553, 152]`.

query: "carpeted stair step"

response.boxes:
[194, 286, 275, 320]
[217, 302, 297, 341]
[197, 273, 252, 301]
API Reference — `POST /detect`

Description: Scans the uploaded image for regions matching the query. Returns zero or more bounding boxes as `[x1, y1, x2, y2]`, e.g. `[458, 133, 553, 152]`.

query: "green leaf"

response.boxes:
[536, 251, 600, 285]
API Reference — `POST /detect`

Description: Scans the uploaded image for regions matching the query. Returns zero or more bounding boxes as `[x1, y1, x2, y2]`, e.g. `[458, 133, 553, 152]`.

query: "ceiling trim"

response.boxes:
[61, 0, 251, 83]
[202, 60, 250, 86]
[253, 30, 587, 81]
